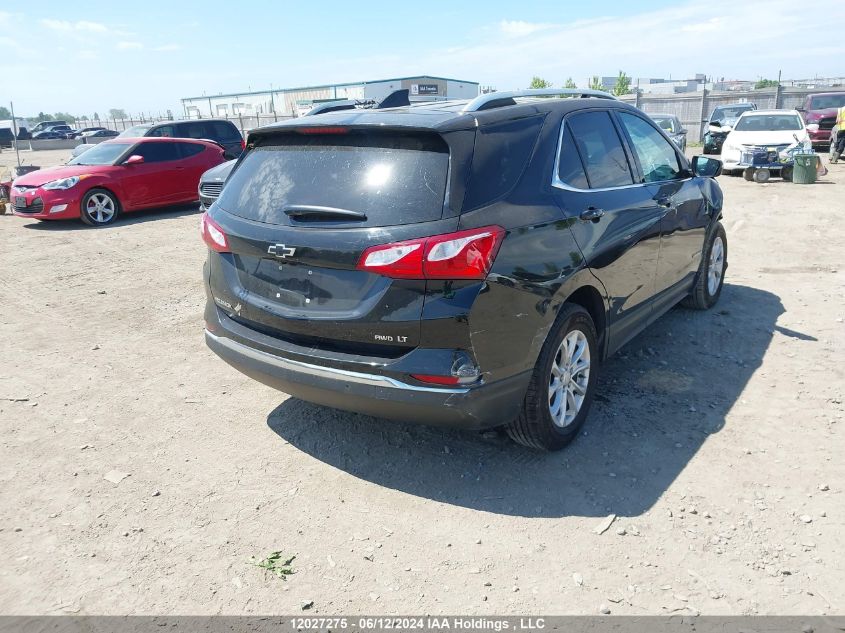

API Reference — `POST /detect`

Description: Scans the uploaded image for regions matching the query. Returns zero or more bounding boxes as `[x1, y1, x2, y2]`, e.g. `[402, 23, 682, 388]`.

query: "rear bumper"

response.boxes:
[205, 327, 530, 430]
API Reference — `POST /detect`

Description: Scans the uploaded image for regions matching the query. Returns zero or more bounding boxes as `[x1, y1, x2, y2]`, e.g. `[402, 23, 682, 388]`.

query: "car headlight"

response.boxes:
[41, 176, 82, 190]
[806, 124, 819, 132]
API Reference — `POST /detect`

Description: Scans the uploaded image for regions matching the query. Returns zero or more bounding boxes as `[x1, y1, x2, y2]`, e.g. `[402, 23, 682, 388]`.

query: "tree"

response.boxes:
[0, 106, 11, 119]
[529, 76, 552, 89]
[755, 78, 779, 89]
[588, 76, 604, 90]
[54, 111, 76, 123]
[93, 112, 100, 121]
[32, 112, 54, 123]
[612, 70, 631, 96]
[564, 77, 577, 89]
[108, 108, 128, 120]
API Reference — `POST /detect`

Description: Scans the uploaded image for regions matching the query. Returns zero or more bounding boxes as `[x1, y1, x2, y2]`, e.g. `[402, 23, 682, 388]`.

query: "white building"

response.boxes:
[181, 75, 480, 119]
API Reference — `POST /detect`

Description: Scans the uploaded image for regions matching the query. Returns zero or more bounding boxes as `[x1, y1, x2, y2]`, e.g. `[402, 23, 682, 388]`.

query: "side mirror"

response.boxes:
[692, 155, 722, 178]
[124, 154, 144, 165]
[679, 129, 687, 136]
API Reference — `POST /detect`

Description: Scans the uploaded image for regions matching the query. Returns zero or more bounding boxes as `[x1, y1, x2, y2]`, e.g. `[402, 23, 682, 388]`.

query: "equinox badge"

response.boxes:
[268, 244, 296, 259]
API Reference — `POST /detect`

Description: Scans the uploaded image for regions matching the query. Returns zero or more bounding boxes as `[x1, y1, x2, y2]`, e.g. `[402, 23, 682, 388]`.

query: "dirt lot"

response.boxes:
[0, 147, 842, 616]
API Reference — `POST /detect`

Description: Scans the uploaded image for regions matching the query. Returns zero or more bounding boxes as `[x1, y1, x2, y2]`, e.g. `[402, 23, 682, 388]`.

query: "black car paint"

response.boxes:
[203, 98, 723, 429]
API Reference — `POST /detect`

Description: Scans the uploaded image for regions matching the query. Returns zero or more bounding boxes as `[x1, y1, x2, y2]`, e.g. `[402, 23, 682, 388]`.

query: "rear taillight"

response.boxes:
[357, 226, 505, 280]
[240, 139, 246, 150]
[200, 211, 229, 253]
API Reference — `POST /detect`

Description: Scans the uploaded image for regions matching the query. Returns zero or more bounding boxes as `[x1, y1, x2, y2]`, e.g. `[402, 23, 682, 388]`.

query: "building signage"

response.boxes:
[411, 84, 439, 96]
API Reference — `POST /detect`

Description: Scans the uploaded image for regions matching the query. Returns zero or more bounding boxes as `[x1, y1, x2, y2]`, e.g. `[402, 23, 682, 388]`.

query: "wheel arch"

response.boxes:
[562, 284, 607, 355]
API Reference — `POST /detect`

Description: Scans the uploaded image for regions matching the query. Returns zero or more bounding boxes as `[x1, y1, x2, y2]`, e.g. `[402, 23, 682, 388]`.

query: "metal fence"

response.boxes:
[621, 86, 832, 141]
[55, 85, 837, 144]
[74, 112, 294, 139]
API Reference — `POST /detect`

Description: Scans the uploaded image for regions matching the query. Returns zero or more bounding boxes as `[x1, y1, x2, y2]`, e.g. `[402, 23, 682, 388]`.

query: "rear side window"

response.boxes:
[556, 126, 589, 189]
[133, 142, 180, 163]
[181, 122, 209, 139]
[210, 121, 242, 142]
[177, 142, 206, 158]
[567, 112, 633, 188]
[464, 116, 543, 209]
[217, 132, 449, 227]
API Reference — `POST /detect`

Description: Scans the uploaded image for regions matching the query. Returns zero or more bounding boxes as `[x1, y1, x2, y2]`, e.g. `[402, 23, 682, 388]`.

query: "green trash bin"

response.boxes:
[792, 153, 818, 184]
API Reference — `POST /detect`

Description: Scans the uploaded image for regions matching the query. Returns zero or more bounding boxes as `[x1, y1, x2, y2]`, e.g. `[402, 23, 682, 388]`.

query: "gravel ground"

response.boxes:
[0, 148, 842, 615]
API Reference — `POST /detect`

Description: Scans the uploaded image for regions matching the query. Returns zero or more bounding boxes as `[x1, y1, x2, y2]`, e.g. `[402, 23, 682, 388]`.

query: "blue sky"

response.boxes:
[1, 0, 842, 118]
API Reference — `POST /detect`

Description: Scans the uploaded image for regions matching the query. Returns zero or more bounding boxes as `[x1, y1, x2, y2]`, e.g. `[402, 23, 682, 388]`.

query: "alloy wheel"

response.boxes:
[548, 330, 591, 428]
[86, 193, 116, 224]
[708, 236, 725, 295]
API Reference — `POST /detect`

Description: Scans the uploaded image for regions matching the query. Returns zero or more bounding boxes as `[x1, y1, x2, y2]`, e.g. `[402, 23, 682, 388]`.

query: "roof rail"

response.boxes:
[461, 88, 617, 113]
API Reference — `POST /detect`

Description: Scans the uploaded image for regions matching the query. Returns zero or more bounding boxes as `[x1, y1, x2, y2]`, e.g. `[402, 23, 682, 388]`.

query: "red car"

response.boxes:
[798, 92, 845, 148]
[11, 137, 227, 226]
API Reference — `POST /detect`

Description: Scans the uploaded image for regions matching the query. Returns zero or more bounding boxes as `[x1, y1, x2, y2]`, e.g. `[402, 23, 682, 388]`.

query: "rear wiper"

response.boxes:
[284, 205, 367, 221]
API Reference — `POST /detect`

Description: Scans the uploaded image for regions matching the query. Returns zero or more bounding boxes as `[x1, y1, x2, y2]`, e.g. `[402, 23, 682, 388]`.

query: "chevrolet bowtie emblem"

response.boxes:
[268, 244, 296, 259]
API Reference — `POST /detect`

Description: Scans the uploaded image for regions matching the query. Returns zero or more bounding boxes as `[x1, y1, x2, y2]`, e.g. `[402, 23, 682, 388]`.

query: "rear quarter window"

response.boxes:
[463, 116, 543, 210]
[216, 132, 449, 228]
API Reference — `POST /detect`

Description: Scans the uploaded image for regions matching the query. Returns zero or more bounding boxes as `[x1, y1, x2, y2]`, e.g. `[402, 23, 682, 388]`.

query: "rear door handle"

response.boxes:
[656, 197, 674, 209]
[579, 207, 605, 222]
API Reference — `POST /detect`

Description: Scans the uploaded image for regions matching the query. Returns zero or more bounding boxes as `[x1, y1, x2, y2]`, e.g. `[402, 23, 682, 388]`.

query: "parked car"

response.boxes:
[702, 103, 757, 154]
[720, 109, 809, 174]
[11, 137, 227, 226]
[30, 120, 69, 134]
[74, 119, 244, 159]
[82, 129, 119, 139]
[198, 160, 236, 210]
[647, 113, 687, 152]
[797, 92, 845, 149]
[32, 130, 67, 140]
[69, 126, 107, 139]
[200, 88, 727, 450]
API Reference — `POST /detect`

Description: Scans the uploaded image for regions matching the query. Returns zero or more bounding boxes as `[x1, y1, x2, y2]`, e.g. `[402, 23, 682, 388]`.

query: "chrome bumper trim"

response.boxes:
[205, 330, 470, 394]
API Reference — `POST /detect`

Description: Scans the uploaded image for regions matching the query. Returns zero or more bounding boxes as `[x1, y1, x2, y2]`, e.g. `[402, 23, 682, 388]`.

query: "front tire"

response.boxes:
[80, 188, 120, 226]
[681, 222, 727, 310]
[507, 304, 598, 451]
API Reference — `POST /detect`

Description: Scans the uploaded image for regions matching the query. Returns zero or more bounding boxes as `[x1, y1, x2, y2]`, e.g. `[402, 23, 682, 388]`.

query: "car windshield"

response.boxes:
[68, 142, 132, 165]
[650, 117, 676, 133]
[809, 94, 845, 110]
[712, 106, 753, 121]
[734, 114, 803, 132]
[119, 124, 153, 137]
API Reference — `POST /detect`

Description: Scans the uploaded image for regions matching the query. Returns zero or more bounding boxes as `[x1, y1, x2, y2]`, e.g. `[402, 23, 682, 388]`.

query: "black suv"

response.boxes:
[201, 89, 727, 450]
[119, 119, 244, 158]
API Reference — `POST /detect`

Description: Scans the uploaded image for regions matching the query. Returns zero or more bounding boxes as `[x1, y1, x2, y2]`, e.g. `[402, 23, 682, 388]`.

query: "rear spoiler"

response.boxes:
[305, 89, 411, 116]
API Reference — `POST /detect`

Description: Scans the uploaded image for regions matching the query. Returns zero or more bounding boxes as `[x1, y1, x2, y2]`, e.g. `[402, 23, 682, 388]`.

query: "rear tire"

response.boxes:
[80, 188, 120, 226]
[743, 168, 755, 181]
[681, 222, 727, 310]
[507, 304, 598, 451]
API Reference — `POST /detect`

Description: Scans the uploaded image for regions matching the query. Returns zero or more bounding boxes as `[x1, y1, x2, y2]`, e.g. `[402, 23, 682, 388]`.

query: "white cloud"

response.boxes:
[153, 44, 181, 52]
[499, 20, 556, 38]
[117, 41, 143, 50]
[41, 19, 108, 33]
[399, 0, 843, 90]
[77, 50, 98, 60]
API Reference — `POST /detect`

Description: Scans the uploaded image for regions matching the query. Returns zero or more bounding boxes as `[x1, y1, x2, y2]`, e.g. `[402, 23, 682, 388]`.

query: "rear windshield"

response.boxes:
[712, 106, 753, 121]
[734, 114, 803, 132]
[217, 132, 449, 227]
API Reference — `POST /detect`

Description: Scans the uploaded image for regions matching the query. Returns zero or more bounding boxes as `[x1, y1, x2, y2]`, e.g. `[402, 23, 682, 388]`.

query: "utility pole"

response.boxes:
[10, 101, 21, 168]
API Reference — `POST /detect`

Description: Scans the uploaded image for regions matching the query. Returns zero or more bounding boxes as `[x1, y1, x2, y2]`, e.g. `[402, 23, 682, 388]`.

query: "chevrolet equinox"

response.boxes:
[201, 89, 727, 450]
